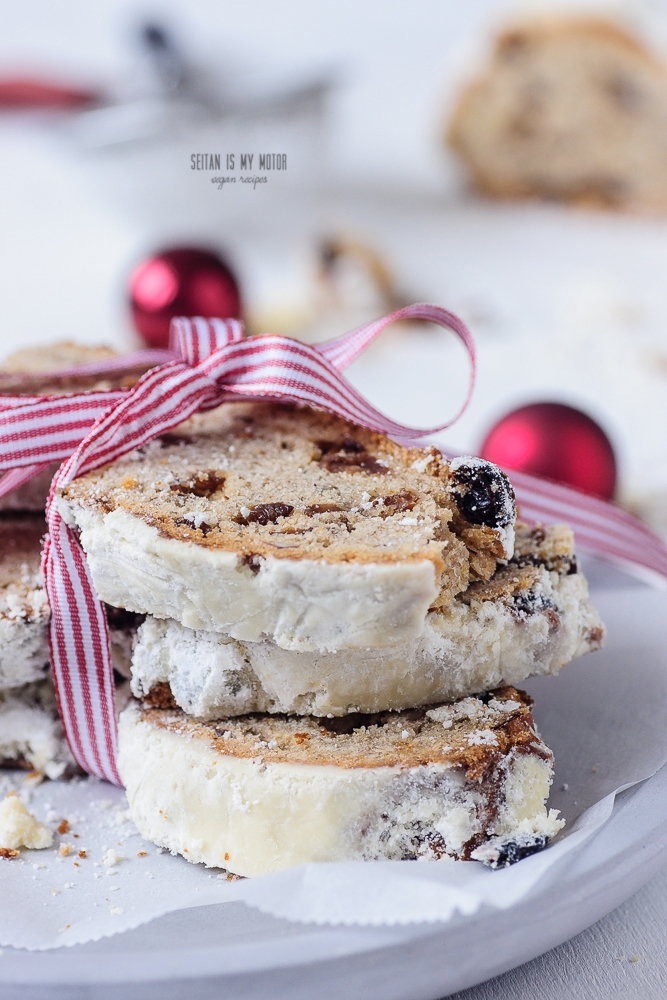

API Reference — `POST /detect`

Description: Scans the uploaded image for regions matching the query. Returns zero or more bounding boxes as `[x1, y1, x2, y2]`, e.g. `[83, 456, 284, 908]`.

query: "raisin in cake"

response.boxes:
[119, 686, 563, 875]
[130, 521, 603, 718]
[57, 401, 517, 653]
[447, 16, 667, 212]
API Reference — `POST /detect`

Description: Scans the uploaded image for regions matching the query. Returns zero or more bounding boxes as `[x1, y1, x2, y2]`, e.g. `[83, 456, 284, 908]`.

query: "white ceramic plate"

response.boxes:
[2, 559, 666, 1000]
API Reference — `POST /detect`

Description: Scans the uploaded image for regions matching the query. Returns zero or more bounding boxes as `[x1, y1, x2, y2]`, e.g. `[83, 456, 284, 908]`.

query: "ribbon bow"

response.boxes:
[1, 305, 666, 785]
[40, 304, 476, 784]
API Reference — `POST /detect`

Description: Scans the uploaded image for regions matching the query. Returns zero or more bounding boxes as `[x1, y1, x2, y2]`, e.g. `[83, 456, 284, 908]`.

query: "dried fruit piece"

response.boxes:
[170, 471, 225, 497]
[316, 438, 365, 455]
[175, 515, 213, 536]
[241, 503, 295, 526]
[304, 503, 345, 515]
[451, 459, 515, 528]
[383, 491, 417, 513]
[316, 437, 389, 475]
[320, 453, 389, 475]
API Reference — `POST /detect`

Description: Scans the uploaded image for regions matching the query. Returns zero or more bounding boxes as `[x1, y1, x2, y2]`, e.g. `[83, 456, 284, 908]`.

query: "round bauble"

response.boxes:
[480, 402, 616, 499]
[129, 247, 242, 349]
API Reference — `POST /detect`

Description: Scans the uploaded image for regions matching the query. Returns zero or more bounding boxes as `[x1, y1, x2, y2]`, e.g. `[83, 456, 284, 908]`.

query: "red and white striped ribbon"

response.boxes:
[40, 305, 476, 782]
[508, 468, 667, 583]
[0, 304, 665, 783]
[0, 347, 175, 499]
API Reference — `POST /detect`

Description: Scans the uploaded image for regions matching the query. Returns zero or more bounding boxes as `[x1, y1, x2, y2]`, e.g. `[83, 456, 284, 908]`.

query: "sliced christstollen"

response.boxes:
[0, 516, 51, 690]
[0, 515, 139, 690]
[0, 679, 74, 779]
[0, 515, 136, 779]
[132, 522, 603, 718]
[0, 677, 132, 780]
[119, 686, 563, 876]
[57, 401, 517, 652]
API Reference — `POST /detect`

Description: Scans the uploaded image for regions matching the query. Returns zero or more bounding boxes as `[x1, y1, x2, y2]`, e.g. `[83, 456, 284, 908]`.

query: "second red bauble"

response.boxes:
[129, 247, 242, 349]
[480, 402, 617, 500]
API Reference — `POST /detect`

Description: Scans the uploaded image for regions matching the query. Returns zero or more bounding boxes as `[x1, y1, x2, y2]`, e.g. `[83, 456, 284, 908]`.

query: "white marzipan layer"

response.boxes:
[118, 702, 562, 877]
[59, 504, 440, 652]
[0, 616, 50, 691]
[131, 570, 600, 718]
[0, 575, 50, 691]
[0, 681, 73, 779]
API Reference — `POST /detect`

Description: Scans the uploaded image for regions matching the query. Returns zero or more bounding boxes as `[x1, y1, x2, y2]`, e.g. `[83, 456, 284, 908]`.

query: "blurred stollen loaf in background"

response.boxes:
[446, 14, 667, 212]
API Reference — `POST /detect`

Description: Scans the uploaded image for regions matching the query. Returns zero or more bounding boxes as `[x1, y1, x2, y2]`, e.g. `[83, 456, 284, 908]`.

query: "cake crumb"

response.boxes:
[101, 849, 123, 867]
[0, 795, 53, 850]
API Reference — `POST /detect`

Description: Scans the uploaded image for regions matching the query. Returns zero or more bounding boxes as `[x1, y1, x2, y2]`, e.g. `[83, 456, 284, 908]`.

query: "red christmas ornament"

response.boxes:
[480, 402, 617, 500]
[129, 248, 242, 349]
[0, 77, 98, 109]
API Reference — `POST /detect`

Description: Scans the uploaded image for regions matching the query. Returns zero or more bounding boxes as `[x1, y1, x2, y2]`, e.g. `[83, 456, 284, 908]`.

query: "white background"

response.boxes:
[2, 0, 667, 510]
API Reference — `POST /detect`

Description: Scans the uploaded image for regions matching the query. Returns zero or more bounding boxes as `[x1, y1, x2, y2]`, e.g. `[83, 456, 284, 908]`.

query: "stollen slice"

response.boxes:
[58, 401, 517, 653]
[0, 679, 74, 780]
[0, 514, 140, 690]
[131, 522, 604, 718]
[119, 685, 563, 876]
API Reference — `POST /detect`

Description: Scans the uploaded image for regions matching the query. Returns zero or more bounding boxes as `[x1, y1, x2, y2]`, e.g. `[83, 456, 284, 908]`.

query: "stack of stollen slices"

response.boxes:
[56, 399, 605, 875]
[0, 344, 158, 779]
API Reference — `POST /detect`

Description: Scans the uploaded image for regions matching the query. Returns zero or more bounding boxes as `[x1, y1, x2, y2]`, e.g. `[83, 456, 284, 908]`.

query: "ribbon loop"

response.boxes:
[169, 316, 245, 366]
[317, 303, 475, 374]
[0, 303, 665, 786]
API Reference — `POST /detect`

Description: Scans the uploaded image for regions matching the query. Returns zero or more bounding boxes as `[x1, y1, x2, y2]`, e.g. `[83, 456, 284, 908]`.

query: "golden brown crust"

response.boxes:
[0, 341, 153, 395]
[141, 681, 179, 710]
[137, 686, 548, 774]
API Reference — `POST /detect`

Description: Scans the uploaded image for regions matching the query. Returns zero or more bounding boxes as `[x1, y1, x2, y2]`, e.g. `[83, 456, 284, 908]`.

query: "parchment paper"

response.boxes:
[2, 568, 666, 949]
